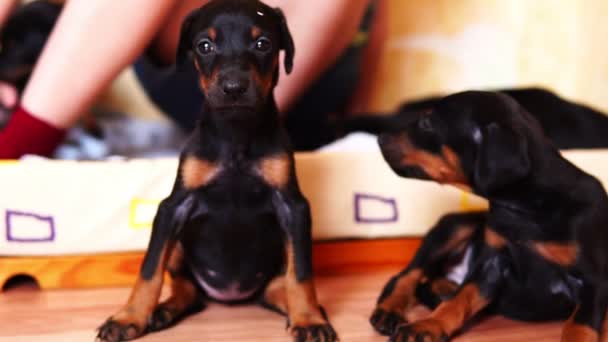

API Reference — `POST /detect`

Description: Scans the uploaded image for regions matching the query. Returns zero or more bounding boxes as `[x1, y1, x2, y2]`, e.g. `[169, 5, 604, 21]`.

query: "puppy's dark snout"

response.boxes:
[378, 133, 397, 150]
[222, 79, 249, 96]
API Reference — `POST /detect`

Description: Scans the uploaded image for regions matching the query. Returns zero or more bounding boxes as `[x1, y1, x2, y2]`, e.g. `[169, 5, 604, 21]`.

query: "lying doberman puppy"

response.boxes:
[0, 0, 60, 126]
[96, 1, 337, 341]
[338, 87, 608, 150]
[372, 90, 608, 341]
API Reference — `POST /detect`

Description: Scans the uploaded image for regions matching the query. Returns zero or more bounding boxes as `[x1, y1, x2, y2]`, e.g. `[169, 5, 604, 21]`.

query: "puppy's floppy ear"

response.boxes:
[474, 123, 531, 195]
[273, 8, 295, 74]
[176, 9, 201, 67]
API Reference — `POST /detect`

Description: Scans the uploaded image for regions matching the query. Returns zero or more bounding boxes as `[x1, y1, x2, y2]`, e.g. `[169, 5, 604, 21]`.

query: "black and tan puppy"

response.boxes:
[372, 91, 608, 341]
[96, 1, 337, 341]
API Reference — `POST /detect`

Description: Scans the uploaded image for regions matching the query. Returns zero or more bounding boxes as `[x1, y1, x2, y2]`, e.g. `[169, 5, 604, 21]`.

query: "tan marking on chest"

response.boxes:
[257, 154, 290, 188]
[181, 157, 221, 189]
[532, 242, 579, 267]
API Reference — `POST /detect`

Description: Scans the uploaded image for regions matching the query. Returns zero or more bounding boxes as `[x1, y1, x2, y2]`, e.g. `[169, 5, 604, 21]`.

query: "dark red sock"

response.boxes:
[0, 106, 66, 159]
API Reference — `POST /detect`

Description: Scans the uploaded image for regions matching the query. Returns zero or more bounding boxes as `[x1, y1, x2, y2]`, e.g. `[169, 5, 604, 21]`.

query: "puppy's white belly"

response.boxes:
[192, 269, 258, 302]
[446, 246, 472, 285]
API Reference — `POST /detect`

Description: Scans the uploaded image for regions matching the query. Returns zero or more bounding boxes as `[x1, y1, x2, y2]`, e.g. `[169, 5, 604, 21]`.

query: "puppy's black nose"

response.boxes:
[222, 80, 249, 96]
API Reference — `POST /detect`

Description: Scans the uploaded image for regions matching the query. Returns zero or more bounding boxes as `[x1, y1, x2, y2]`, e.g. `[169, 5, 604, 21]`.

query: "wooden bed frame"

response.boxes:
[0, 238, 421, 291]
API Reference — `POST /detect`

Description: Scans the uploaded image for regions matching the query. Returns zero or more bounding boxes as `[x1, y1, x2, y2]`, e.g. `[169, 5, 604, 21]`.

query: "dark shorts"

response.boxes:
[134, 4, 375, 151]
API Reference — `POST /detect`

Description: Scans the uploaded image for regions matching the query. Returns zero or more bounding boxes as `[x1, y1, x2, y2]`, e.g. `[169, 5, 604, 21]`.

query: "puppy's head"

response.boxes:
[379, 91, 546, 197]
[176, 0, 294, 117]
[0, 1, 60, 87]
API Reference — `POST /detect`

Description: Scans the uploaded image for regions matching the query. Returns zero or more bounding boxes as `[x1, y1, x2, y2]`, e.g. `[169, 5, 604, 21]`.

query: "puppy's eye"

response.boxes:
[197, 39, 216, 55]
[418, 116, 433, 132]
[254, 37, 272, 52]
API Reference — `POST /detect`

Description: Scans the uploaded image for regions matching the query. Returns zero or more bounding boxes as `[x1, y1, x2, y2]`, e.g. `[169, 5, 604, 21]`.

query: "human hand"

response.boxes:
[0, 81, 17, 128]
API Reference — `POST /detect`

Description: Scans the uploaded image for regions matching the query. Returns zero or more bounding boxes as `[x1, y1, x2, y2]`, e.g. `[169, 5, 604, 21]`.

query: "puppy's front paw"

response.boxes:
[290, 323, 338, 342]
[370, 307, 405, 336]
[95, 319, 144, 342]
[147, 299, 205, 332]
[288, 306, 338, 342]
[390, 319, 448, 342]
[147, 306, 177, 333]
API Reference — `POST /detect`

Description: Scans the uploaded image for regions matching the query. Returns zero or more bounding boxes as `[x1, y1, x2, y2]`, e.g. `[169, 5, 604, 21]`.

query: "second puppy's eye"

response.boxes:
[255, 37, 272, 52]
[418, 116, 434, 132]
[197, 39, 216, 55]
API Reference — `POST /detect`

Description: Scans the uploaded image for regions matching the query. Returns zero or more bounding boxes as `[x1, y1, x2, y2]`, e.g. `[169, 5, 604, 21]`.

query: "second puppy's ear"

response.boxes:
[273, 8, 295, 74]
[176, 9, 201, 67]
[474, 123, 531, 196]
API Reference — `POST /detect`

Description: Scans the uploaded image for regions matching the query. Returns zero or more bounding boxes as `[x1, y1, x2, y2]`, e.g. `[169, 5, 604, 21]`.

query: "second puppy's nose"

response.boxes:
[222, 79, 249, 96]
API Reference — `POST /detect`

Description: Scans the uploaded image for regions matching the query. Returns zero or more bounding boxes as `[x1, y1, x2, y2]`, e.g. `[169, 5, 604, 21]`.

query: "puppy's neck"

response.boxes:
[487, 163, 605, 217]
[199, 97, 281, 146]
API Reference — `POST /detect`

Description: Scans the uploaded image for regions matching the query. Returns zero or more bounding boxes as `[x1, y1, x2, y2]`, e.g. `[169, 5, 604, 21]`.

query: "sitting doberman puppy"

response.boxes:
[372, 90, 608, 341]
[96, 1, 337, 341]
[337, 87, 608, 150]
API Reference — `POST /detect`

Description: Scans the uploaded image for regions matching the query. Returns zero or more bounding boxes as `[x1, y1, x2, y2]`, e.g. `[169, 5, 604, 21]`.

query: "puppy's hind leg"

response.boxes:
[370, 212, 484, 336]
[147, 242, 206, 332]
[562, 282, 607, 342]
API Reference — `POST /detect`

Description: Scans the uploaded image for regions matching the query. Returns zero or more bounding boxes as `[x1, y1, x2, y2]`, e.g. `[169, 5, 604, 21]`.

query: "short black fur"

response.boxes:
[338, 87, 608, 150]
[374, 91, 608, 341]
[97, 2, 336, 341]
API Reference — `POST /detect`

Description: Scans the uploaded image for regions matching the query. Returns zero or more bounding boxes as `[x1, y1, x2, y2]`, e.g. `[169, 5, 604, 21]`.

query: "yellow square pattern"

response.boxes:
[129, 198, 161, 230]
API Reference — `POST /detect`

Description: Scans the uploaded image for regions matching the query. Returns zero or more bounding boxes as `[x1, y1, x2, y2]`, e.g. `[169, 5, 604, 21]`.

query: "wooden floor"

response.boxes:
[0, 268, 566, 341]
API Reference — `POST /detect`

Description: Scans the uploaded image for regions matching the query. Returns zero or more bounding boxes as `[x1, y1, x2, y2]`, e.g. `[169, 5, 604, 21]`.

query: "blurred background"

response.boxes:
[92, 0, 608, 119]
[364, 0, 608, 113]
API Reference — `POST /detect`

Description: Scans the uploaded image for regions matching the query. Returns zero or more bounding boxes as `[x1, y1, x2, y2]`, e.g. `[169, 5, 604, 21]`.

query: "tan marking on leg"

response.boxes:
[284, 242, 326, 331]
[532, 242, 579, 267]
[263, 275, 288, 314]
[602, 310, 608, 342]
[111, 242, 174, 330]
[485, 227, 507, 249]
[149, 242, 202, 331]
[257, 154, 290, 189]
[166, 242, 184, 275]
[562, 306, 599, 342]
[407, 283, 489, 338]
[378, 269, 423, 314]
[431, 278, 459, 298]
[154, 276, 200, 322]
[181, 156, 221, 189]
